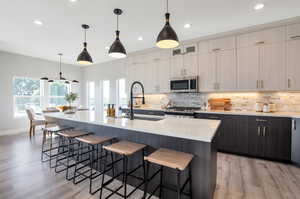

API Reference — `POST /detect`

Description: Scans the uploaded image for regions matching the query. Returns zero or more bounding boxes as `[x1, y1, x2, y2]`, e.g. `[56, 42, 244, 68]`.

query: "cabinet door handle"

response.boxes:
[261, 80, 264, 89]
[212, 48, 221, 52]
[290, 36, 300, 40]
[257, 126, 261, 136]
[263, 126, 266, 136]
[256, 80, 260, 89]
[255, 41, 265, 45]
[288, 78, 291, 88]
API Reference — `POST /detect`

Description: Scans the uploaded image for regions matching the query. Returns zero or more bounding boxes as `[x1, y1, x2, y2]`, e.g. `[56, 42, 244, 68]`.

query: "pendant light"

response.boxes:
[156, 0, 179, 49]
[57, 53, 67, 83]
[77, 24, 93, 65]
[108, 8, 127, 59]
[41, 53, 79, 84]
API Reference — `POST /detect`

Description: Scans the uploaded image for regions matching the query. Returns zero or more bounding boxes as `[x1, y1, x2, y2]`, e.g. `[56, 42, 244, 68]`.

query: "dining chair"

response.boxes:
[25, 108, 47, 138]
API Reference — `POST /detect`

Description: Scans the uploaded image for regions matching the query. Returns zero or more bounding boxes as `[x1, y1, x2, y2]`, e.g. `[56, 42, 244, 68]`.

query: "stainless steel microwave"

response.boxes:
[170, 76, 198, 93]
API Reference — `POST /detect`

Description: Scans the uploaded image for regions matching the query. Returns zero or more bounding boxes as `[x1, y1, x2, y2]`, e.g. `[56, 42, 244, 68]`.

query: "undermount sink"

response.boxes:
[123, 116, 164, 121]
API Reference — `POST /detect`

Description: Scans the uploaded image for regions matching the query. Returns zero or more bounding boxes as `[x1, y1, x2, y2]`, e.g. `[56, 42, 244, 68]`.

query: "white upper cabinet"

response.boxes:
[217, 49, 237, 91]
[170, 55, 184, 78]
[237, 27, 286, 91]
[170, 43, 198, 78]
[237, 46, 260, 90]
[237, 27, 285, 47]
[209, 36, 236, 52]
[198, 52, 216, 92]
[198, 37, 236, 92]
[287, 23, 300, 40]
[154, 58, 170, 93]
[259, 43, 286, 91]
[287, 23, 300, 90]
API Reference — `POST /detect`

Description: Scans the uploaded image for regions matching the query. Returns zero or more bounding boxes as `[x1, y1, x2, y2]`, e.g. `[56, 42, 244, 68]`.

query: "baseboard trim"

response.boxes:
[0, 128, 28, 136]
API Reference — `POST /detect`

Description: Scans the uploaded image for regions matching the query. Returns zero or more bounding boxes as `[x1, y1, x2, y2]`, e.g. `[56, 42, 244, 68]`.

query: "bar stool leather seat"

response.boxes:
[144, 148, 194, 171]
[57, 130, 90, 138]
[75, 135, 113, 145]
[103, 140, 146, 156]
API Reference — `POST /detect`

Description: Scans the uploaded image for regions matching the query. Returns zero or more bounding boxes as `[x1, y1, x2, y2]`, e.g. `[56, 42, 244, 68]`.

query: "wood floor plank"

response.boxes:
[0, 133, 300, 199]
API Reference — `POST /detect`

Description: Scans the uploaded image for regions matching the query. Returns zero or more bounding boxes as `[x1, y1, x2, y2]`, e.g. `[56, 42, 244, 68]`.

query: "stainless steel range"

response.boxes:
[164, 107, 201, 118]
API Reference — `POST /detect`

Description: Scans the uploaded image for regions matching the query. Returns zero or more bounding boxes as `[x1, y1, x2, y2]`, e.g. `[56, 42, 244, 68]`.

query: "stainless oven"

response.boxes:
[170, 76, 198, 93]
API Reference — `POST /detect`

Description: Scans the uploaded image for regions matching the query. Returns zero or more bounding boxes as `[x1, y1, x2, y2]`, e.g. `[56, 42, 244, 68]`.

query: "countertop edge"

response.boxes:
[46, 114, 219, 143]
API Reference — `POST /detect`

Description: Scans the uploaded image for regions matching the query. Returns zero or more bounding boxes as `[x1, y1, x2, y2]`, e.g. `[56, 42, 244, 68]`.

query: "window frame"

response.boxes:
[13, 76, 42, 117]
[48, 81, 71, 107]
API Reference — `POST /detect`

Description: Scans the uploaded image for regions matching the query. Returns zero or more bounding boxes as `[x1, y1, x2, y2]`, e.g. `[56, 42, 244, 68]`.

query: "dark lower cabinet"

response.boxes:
[195, 113, 291, 161]
[218, 115, 248, 154]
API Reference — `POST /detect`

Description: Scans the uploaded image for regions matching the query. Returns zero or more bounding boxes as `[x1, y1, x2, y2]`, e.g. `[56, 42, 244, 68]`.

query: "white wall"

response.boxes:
[0, 51, 83, 133]
[82, 59, 127, 114]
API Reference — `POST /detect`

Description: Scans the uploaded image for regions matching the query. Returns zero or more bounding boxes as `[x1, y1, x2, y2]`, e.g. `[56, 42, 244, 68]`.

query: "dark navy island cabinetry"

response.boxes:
[194, 113, 291, 161]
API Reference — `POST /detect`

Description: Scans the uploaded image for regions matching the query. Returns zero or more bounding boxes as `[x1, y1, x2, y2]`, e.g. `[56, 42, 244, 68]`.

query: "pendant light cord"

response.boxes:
[117, 14, 119, 31]
[166, 0, 169, 13]
[84, 28, 87, 48]
[59, 54, 62, 74]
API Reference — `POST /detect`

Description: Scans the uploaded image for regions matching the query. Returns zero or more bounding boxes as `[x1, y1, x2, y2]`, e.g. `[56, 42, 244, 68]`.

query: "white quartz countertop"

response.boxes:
[123, 107, 300, 118]
[194, 110, 300, 118]
[44, 111, 220, 143]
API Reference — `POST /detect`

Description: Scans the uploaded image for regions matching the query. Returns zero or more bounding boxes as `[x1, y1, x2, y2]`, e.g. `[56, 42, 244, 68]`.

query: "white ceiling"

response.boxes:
[0, 0, 300, 66]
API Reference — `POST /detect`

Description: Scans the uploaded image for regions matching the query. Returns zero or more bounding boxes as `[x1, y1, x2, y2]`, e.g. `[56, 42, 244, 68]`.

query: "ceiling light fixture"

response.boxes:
[138, 36, 143, 41]
[77, 24, 93, 65]
[41, 53, 79, 84]
[69, 0, 77, 2]
[184, 23, 191, 29]
[33, 20, 43, 26]
[156, 0, 179, 49]
[254, 3, 264, 10]
[108, 8, 127, 59]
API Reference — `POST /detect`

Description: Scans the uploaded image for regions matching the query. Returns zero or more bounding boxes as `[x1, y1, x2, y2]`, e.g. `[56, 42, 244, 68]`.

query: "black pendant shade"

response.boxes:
[109, 30, 127, 58]
[156, 0, 179, 49]
[41, 53, 79, 84]
[108, 9, 127, 59]
[77, 24, 93, 65]
[156, 13, 179, 49]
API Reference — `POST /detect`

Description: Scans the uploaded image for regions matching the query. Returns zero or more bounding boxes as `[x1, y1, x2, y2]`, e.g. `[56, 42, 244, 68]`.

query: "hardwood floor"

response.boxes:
[0, 132, 300, 199]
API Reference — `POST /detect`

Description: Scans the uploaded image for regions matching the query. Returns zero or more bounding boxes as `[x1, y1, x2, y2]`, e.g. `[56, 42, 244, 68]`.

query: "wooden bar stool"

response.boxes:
[143, 148, 194, 199]
[73, 135, 114, 194]
[41, 125, 74, 168]
[99, 140, 147, 199]
[54, 130, 90, 181]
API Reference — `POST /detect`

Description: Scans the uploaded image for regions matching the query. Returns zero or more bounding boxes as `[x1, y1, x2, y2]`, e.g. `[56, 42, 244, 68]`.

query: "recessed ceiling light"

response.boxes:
[33, 20, 43, 26]
[184, 23, 191, 29]
[69, 0, 78, 2]
[254, 3, 264, 10]
[138, 36, 143, 41]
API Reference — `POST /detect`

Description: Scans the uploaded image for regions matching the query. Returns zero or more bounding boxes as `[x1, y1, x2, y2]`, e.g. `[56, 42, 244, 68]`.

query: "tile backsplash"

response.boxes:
[145, 92, 300, 112]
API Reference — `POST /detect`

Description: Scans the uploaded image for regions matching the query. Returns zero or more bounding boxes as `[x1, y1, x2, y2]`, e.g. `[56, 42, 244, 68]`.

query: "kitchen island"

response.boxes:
[45, 111, 220, 199]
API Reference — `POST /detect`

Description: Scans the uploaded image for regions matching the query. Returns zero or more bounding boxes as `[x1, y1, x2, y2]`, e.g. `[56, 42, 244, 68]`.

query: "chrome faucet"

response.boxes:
[130, 81, 145, 120]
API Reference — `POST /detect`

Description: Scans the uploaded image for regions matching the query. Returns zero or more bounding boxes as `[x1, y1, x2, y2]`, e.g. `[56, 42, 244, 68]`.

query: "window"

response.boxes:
[13, 77, 41, 116]
[102, 80, 110, 116]
[48, 82, 70, 107]
[117, 78, 127, 108]
[87, 81, 95, 110]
